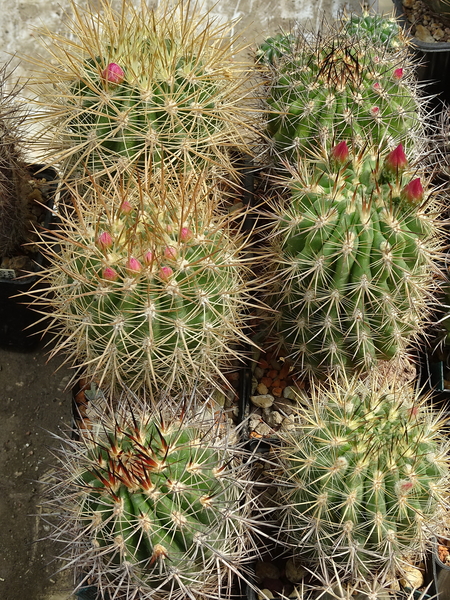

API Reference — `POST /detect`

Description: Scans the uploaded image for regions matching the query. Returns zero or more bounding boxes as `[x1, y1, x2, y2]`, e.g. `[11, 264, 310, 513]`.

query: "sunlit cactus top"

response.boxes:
[29, 0, 259, 182]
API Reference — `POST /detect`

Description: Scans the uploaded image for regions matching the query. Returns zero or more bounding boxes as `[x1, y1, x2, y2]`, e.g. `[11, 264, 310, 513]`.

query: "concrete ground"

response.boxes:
[0, 336, 74, 600]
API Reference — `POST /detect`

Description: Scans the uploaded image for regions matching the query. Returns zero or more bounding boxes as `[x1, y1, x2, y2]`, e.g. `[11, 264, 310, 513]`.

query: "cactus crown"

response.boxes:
[29, 0, 258, 182]
[45, 395, 256, 600]
[272, 376, 450, 583]
[28, 172, 259, 396]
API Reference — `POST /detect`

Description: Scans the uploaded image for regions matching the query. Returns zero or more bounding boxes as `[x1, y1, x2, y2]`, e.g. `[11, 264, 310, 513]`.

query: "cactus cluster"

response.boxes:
[31, 173, 257, 395]
[341, 11, 406, 49]
[258, 24, 423, 160]
[45, 395, 256, 600]
[265, 141, 444, 378]
[30, 0, 258, 183]
[271, 376, 450, 582]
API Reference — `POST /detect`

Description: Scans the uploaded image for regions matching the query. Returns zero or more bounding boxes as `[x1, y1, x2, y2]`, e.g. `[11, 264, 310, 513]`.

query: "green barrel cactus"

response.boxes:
[259, 23, 422, 160]
[271, 376, 450, 582]
[30, 0, 258, 183]
[265, 141, 444, 378]
[45, 397, 256, 600]
[28, 173, 257, 396]
[341, 11, 406, 49]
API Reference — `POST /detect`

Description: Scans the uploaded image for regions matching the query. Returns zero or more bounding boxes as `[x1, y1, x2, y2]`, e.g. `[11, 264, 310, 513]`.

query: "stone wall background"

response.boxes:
[0, 0, 379, 82]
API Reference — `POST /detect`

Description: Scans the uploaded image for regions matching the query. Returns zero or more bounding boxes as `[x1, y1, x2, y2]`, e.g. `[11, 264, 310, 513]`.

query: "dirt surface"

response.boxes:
[0, 333, 74, 600]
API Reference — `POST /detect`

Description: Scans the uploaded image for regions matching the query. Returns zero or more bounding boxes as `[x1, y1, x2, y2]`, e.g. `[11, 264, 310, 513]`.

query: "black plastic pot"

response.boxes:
[432, 538, 450, 600]
[0, 164, 57, 351]
[393, 0, 450, 103]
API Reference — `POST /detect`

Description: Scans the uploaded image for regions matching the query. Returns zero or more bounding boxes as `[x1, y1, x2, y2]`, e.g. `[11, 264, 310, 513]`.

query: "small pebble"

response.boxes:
[256, 382, 269, 395]
[274, 397, 295, 415]
[399, 565, 424, 589]
[255, 421, 273, 436]
[254, 366, 265, 379]
[250, 394, 275, 408]
[255, 562, 281, 582]
[280, 416, 295, 431]
[285, 558, 307, 583]
[269, 410, 284, 426]
[258, 590, 274, 600]
[283, 386, 298, 400]
[415, 24, 436, 42]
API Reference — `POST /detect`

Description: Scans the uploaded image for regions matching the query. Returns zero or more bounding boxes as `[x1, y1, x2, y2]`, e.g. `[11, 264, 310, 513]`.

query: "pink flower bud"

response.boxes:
[102, 266, 119, 281]
[164, 246, 177, 260]
[126, 257, 142, 273]
[331, 141, 349, 164]
[373, 82, 381, 92]
[96, 231, 113, 249]
[159, 266, 173, 280]
[120, 200, 133, 214]
[393, 67, 404, 80]
[384, 144, 408, 173]
[401, 178, 424, 204]
[370, 106, 380, 117]
[180, 227, 193, 242]
[143, 251, 154, 265]
[101, 63, 125, 85]
[396, 479, 414, 495]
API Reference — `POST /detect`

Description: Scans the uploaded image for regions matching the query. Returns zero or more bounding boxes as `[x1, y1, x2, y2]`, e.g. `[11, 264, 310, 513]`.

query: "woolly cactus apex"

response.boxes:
[27, 172, 260, 397]
[28, 0, 259, 184]
[270, 376, 450, 583]
[44, 392, 258, 600]
[264, 142, 445, 379]
[259, 21, 424, 161]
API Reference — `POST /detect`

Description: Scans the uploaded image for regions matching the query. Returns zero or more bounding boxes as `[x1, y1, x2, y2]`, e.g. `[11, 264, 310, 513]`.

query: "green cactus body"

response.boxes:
[31, 0, 257, 183]
[273, 378, 450, 581]
[48, 399, 253, 599]
[31, 175, 255, 395]
[342, 11, 406, 49]
[261, 29, 420, 159]
[267, 143, 443, 378]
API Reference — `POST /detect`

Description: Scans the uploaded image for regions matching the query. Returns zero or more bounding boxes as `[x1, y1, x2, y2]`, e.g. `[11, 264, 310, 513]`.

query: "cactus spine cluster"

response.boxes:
[30, 0, 258, 183]
[31, 173, 257, 395]
[46, 396, 255, 600]
[271, 377, 450, 582]
[258, 22, 422, 160]
[265, 141, 444, 378]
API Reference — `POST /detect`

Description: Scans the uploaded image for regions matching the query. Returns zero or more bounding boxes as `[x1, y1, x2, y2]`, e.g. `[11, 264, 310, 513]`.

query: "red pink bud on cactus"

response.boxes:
[164, 246, 178, 260]
[384, 144, 408, 173]
[393, 68, 404, 80]
[143, 251, 154, 265]
[401, 178, 424, 204]
[126, 257, 142, 273]
[96, 231, 113, 249]
[180, 227, 193, 242]
[120, 200, 133, 214]
[101, 63, 125, 85]
[102, 266, 119, 281]
[370, 106, 380, 117]
[331, 141, 349, 165]
[159, 266, 173, 280]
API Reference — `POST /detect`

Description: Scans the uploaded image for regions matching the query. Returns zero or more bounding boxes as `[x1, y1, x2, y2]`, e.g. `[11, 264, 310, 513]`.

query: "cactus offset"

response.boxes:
[264, 142, 444, 378]
[271, 376, 450, 583]
[341, 10, 406, 49]
[45, 395, 256, 600]
[258, 24, 422, 160]
[29, 0, 258, 183]
[28, 173, 258, 396]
